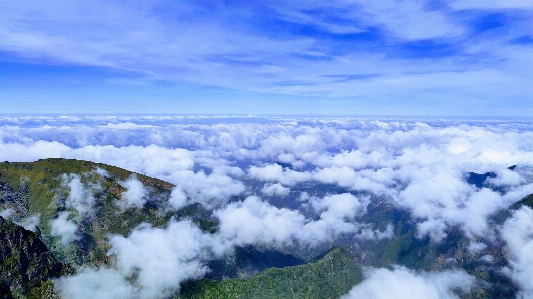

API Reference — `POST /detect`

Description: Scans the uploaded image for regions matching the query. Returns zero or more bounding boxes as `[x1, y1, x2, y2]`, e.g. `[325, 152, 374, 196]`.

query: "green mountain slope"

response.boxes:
[0, 158, 216, 266]
[1, 159, 531, 299]
[178, 248, 363, 299]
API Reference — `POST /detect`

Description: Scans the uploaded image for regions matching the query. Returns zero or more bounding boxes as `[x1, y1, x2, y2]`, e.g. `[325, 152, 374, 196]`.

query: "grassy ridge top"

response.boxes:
[0, 158, 174, 227]
[0, 158, 173, 192]
[0, 158, 184, 266]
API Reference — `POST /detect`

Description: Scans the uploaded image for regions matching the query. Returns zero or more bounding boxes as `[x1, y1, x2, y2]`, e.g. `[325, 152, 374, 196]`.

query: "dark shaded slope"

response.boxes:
[0, 216, 69, 298]
[513, 193, 533, 210]
[205, 246, 305, 280]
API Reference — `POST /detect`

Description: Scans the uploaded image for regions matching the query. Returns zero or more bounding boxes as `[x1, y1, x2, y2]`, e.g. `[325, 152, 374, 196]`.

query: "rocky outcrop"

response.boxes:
[0, 216, 67, 298]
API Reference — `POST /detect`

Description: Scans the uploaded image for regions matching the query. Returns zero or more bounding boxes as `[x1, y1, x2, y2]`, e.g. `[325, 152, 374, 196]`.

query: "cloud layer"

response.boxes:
[2, 115, 533, 298]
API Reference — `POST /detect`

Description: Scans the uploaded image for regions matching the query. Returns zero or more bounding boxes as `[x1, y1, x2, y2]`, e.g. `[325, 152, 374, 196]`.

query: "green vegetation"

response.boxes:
[178, 248, 363, 299]
[0, 216, 69, 299]
[2, 159, 532, 299]
[0, 158, 173, 219]
[0, 158, 218, 266]
[25, 280, 61, 299]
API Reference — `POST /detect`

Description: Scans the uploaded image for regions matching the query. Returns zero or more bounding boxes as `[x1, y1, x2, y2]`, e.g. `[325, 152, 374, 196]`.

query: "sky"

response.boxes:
[1, 0, 533, 116]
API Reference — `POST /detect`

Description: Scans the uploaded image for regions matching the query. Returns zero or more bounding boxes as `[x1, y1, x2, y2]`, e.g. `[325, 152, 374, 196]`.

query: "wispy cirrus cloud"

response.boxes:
[1, 1, 533, 115]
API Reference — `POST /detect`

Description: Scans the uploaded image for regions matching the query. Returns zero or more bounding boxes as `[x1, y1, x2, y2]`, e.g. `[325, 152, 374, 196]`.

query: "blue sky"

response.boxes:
[1, 0, 532, 116]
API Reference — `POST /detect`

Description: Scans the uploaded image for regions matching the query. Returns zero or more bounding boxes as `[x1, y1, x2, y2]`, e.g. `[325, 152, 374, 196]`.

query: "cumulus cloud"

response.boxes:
[341, 267, 474, 299]
[215, 196, 307, 247]
[45, 172, 106, 244]
[61, 192, 379, 299]
[310, 193, 369, 220]
[56, 267, 137, 299]
[215, 195, 378, 248]
[50, 212, 79, 245]
[94, 167, 109, 178]
[357, 223, 394, 240]
[261, 183, 290, 196]
[58, 219, 225, 299]
[117, 175, 148, 210]
[168, 188, 188, 210]
[61, 173, 98, 217]
[313, 166, 396, 196]
[107, 220, 218, 299]
[166, 168, 246, 209]
[248, 163, 311, 186]
[0, 208, 40, 232]
[56, 191, 387, 299]
[467, 242, 487, 254]
[480, 255, 494, 263]
[501, 206, 533, 298]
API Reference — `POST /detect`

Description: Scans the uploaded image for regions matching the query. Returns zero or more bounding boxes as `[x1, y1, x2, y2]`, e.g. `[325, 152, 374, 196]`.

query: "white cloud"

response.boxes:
[270, 0, 464, 40]
[215, 196, 306, 247]
[261, 183, 290, 196]
[248, 164, 312, 186]
[487, 168, 524, 187]
[17, 213, 40, 232]
[56, 267, 137, 299]
[94, 167, 109, 178]
[312, 150, 373, 169]
[107, 220, 218, 299]
[249, 164, 284, 181]
[0, 208, 14, 220]
[310, 193, 369, 220]
[50, 212, 79, 245]
[62, 173, 98, 217]
[312, 166, 396, 196]
[0, 208, 40, 232]
[215, 194, 378, 248]
[357, 223, 394, 240]
[165, 169, 246, 209]
[341, 267, 474, 299]
[480, 255, 494, 263]
[168, 188, 188, 210]
[117, 175, 148, 210]
[501, 206, 533, 298]
[467, 242, 487, 254]
[358, 0, 464, 40]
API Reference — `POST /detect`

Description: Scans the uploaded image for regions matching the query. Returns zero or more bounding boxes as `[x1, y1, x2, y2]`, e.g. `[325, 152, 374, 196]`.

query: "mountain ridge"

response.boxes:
[1, 159, 531, 299]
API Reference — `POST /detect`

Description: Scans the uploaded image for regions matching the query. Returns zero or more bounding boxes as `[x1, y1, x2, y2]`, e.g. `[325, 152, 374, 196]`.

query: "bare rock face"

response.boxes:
[0, 216, 67, 299]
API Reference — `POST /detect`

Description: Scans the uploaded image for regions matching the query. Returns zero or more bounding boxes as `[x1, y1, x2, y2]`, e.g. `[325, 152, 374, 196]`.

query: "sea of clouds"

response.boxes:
[1, 115, 533, 299]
